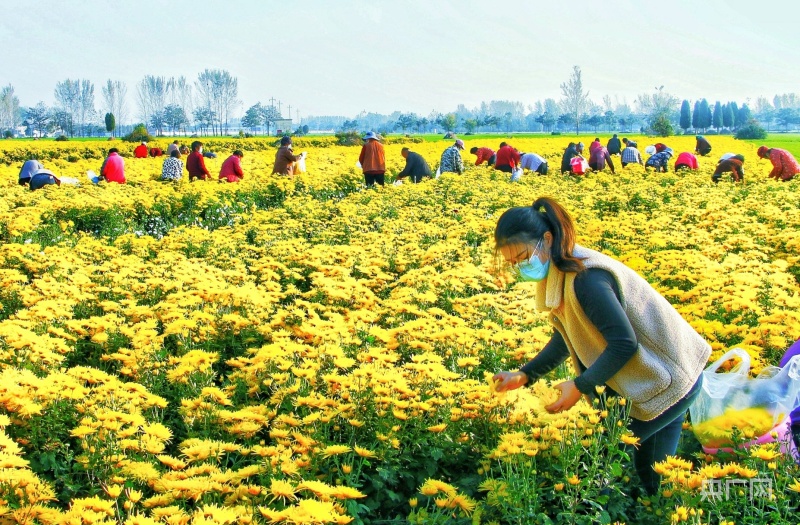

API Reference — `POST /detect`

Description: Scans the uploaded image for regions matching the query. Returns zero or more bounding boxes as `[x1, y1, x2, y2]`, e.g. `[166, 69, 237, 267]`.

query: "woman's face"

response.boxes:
[499, 233, 551, 267]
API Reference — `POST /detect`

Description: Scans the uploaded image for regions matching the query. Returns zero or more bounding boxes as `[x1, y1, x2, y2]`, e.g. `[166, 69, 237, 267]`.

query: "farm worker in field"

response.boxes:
[519, 152, 548, 175]
[674, 152, 698, 172]
[133, 141, 148, 158]
[695, 135, 712, 156]
[588, 144, 616, 174]
[29, 168, 61, 190]
[654, 143, 668, 154]
[219, 150, 245, 183]
[167, 140, 179, 155]
[272, 136, 302, 176]
[439, 139, 465, 175]
[396, 147, 432, 183]
[187, 141, 211, 181]
[718, 152, 736, 162]
[470, 146, 496, 166]
[179, 145, 190, 155]
[620, 142, 643, 167]
[100, 148, 126, 183]
[18, 158, 44, 185]
[560, 142, 579, 173]
[495, 142, 521, 174]
[644, 148, 672, 172]
[359, 131, 386, 186]
[758, 145, 800, 181]
[149, 147, 163, 157]
[589, 138, 602, 155]
[607, 134, 622, 155]
[711, 154, 745, 183]
[491, 197, 711, 496]
[161, 149, 184, 181]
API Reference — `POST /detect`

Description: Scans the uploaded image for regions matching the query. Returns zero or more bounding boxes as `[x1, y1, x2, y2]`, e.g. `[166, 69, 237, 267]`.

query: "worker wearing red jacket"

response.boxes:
[100, 148, 126, 184]
[133, 142, 148, 158]
[495, 142, 520, 174]
[470, 147, 496, 166]
[758, 146, 800, 181]
[219, 151, 244, 182]
[674, 152, 698, 171]
[187, 141, 211, 181]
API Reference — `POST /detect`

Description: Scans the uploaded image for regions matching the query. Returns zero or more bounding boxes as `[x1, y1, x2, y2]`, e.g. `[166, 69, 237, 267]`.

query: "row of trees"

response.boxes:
[314, 67, 794, 137]
[5, 69, 246, 138]
[678, 99, 753, 133]
[6, 65, 800, 138]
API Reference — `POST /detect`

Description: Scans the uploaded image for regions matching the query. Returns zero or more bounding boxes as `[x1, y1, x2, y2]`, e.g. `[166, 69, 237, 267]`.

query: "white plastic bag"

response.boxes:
[434, 167, 441, 179]
[689, 349, 800, 452]
[296, 152, 307, 173]
[59, 177, 79, 185]
[355, 161, 362, 169]
[510, 167, 523, 182]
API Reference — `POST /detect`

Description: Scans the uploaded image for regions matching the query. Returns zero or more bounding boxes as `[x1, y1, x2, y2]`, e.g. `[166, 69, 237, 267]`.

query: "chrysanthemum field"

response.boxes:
[0, 135, 799, 525]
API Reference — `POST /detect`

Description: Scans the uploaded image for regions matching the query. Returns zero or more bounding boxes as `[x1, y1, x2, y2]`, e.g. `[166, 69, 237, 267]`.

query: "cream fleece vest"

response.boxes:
[535, 245, 711, 421]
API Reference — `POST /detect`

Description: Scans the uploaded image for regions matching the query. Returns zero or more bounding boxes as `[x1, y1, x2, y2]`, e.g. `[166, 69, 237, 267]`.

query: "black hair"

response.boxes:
[280, 136, 292, 146]
[233, 150, 244, 157]
[173, 140, 179, 144]
[108, 148, 119, 154]
[499, 142, 508, 148]
[401, 147, 410, 153]
[494, 197, 585, 273]
[170, 149, 180, 158]
[191, 141, 203, 151]
[470, 147, 478, 154]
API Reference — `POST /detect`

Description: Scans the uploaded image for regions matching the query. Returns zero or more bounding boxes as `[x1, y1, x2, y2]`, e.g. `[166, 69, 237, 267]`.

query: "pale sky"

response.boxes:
[2, 0, 798, 120]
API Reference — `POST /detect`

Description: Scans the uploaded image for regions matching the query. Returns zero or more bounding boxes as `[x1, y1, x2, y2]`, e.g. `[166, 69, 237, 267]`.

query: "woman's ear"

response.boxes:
[543, 231, 553, 248]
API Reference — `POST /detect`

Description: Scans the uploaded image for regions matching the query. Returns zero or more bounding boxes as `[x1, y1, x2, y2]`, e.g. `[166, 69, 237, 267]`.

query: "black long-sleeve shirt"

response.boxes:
[561, 145, 578, 172]
[397, 152, 432, 179]
[519, 268, 639, 395]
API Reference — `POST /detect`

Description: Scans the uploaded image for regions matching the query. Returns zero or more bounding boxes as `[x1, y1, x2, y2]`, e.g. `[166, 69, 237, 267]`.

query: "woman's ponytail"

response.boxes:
[531, 197, 584, 273]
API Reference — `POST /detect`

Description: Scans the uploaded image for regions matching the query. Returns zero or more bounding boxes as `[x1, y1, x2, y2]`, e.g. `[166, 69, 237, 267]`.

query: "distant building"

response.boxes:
[273, 119, 292, 135]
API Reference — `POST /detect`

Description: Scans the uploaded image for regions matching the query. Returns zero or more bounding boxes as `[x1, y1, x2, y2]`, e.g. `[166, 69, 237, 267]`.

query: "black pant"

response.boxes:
[365, 173, 385, 186]
[628, 375, 703, 495]
[495, 165, 513, 173]
[488, 154, 496, 166]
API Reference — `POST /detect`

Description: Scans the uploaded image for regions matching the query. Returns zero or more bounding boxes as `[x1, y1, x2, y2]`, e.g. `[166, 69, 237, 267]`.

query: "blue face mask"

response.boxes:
[516, 240, 550, 282]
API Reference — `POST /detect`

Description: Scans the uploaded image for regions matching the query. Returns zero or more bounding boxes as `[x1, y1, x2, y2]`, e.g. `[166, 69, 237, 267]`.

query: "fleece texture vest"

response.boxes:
[535, 245, 711, 421]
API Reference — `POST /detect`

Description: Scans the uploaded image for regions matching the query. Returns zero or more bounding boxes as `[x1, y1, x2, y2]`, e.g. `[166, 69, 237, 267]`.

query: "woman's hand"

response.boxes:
[545, 380, 582, 413]
[492, 371, 528, 392]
